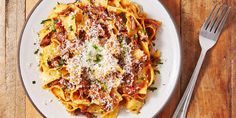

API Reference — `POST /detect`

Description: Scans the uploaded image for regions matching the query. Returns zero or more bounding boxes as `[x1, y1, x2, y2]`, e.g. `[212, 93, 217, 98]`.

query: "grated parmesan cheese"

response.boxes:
[121, 39, 134, 85]
[57, 10, 138, 110]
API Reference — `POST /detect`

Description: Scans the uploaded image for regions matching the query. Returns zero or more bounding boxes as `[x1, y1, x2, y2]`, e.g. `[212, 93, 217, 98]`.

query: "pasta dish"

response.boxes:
[38, 0, 161, 117]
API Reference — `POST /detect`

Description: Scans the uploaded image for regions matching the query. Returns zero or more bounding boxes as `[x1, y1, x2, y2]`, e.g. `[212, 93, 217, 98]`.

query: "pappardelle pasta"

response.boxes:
[38, 0, 161, 117]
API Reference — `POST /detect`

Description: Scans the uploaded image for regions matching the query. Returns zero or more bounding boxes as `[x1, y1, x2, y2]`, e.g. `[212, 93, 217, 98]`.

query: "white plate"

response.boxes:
[19, 0, 181, 117]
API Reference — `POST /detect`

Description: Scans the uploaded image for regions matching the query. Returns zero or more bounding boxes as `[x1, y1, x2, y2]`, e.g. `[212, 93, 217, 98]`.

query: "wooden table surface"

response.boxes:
[0, 0, 235, 117]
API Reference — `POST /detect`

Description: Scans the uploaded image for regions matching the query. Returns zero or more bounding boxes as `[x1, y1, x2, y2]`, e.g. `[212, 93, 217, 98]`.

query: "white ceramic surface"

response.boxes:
[19, 0, 181, 117]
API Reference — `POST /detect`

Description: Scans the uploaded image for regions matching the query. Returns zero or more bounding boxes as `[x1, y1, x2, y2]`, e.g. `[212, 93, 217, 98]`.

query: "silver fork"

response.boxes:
[172, 4, 231, 118]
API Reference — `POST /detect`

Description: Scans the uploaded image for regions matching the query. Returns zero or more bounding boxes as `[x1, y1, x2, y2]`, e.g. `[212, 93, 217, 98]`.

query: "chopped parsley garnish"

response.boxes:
[102, 84, 107, 91]
[136, 79, 143, 84]
[151, 81, 155, 85]
[34, 49, 39, 54]
[154, 69, 160, 74]
[49, 22, 56, 32]
[134, 34, 138, 39]
[87, 58, 92, 62]
[57, 2, 61, 5]
[58, 59, 65, 66]
[41, 19, 51, 24]
[94, 54, 103, 63]
[142, 29, 147, 34]
[93, 45, 98, 50]
[32, 81, 36, 84]
[91, 114, 97, 118]
[117, 35, 123, 43]
[120, 12, 127, 23]
[148, 86, 157, 92]
[52, 29, 56, 32]
[157, 59, 163, 64]
[54, 19, 59, 24]
[92, 80, 102, 85]
[72, 15, 75, 20]
[120, 43, 123, 48]
[140, 77, 145, 80]
[69, 25, 73, 31]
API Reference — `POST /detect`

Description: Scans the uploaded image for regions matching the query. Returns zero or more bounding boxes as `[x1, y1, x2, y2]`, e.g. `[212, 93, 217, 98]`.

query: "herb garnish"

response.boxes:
[54, 19, 59, 24]
[94, 54, 103, 63]
[34, 49, 39, 54]
[102, 84, 107, 91]
[120, 12, 127, 23]
[92, 115, 97, 118]
[72, 15, 75, 20]
[148, 86, 157, 92]
[58, 59, 65, 66]
[134, 34, 138, 39]
[142, 29, 147, 34]
[49, 22, 56, 32]
[140, 77, 145, 80]
[41, 19, 51, 24]
[151, 81, 155, 85]
[93, 45, 98, 50]
[117, 35, 123, 43]
[154, 69, 160, 74]
[69, 25, 73, 31]
[157, 59, 163, 64]
[52, 29, 56, 32]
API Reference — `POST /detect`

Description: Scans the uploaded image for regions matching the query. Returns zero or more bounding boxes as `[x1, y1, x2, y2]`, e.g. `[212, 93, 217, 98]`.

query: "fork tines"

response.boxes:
[203, 4, 231, 34]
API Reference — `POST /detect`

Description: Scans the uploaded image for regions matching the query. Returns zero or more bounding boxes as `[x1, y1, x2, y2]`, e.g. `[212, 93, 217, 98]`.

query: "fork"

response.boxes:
[172, 4, 231, 118]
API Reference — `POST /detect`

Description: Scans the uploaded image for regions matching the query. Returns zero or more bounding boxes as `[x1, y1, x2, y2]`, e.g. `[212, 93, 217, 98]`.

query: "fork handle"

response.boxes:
[173, 49, 207, 118]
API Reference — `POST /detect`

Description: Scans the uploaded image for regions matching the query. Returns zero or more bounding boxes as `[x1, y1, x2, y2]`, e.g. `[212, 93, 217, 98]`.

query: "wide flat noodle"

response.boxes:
[123, 95, 144, 114]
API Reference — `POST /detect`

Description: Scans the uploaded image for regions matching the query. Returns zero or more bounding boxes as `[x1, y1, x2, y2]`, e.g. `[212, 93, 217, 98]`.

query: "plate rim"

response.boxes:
[18, 0, 182, 117]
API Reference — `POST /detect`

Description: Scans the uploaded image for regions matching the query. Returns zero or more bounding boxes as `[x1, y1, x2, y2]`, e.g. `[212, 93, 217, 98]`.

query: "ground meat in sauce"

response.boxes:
[85, 112, 94, 118]
[81, 5, 106, 20]
[47, 78, 63, 88]
[59, 79, 73, 89]
[132, 62, 143, 73]
[58, 7, 73, 16]
[78, 30, 87, 41]
[47, 56, 62, 68]
[132, 56, 147, 72]
[80, 68, 89, 80]
[98, 23, 111, 39]
[56, 33, 66, 43]
[100, 9, 109, 20]
[118, 57, 125, 68]
[40, 32, 53, 47]
[114, 13, 127, 32]
[55, 20, 66, 33]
